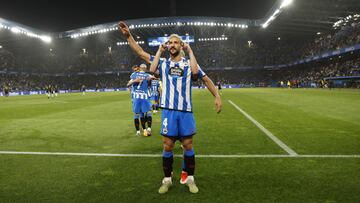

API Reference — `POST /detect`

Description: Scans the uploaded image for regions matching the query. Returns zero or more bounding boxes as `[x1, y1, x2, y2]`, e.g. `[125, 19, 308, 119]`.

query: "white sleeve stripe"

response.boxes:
[185, 68, 192, 111]
[177, 77, 183, 111]
[168, 73, 175, 109]
[160, 62, 167, 107]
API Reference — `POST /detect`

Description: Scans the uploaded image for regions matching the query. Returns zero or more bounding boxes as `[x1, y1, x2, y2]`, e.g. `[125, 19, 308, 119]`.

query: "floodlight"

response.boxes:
[280, 0, 293, 9]
[40, 36, 52, 43]
[11, 27, 21, 34]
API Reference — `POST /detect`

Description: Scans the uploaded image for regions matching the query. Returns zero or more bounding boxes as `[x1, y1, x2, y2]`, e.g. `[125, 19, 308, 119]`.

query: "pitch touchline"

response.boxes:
[0, 151, 359, 158]
[228, 100, 298, 156]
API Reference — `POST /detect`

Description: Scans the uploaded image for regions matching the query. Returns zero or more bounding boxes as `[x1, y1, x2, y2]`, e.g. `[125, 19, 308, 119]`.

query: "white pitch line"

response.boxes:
[0, 151, 162, 157]
[0, 151, 359, 158]
[228, 100, 298, 156]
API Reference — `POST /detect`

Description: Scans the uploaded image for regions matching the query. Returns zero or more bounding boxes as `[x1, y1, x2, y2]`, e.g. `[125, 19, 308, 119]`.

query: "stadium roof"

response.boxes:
[269, 0, 360, 34]
[1, 0, 359, 41]
[0, 0, 276, 32]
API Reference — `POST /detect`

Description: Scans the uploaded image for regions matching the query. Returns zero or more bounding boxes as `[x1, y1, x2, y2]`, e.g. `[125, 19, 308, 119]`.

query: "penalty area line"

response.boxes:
[228, 100, 298, 156]
[0, 151, 359, 158]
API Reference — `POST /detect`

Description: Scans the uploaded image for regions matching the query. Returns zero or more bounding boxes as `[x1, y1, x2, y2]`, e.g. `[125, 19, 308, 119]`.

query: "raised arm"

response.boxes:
[183, 43, 199, 75]
[150, 44, 166, 73]
[202, 75, 222, 113]
[118, 21, 151, 64]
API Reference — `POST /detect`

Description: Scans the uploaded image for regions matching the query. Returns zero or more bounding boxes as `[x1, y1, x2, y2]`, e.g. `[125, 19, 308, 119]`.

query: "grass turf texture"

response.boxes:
[0, 88, 359, 202]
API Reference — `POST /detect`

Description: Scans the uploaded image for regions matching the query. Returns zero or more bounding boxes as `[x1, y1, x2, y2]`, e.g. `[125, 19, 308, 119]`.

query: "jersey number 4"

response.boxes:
[163, 118, 168, 128]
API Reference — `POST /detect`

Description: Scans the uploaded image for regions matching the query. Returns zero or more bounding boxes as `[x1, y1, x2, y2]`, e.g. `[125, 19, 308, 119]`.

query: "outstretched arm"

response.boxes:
[202, 76, 222, 113]
[118, 21, 151, 64]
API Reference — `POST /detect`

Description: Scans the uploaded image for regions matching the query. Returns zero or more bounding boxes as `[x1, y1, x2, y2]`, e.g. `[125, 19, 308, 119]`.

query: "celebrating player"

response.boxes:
[140, 63, 154, 136]
[119, 21, 222, 194]
[129, 65, 141, 135]
[127, 64, 154, 136]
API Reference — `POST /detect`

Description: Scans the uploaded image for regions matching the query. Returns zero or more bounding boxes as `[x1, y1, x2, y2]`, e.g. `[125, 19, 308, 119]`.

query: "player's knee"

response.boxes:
[182, 143, 193, 151]
[181, 138, 193, 151]
[163, 140, 175, 151]
[163, 144, 174, 152]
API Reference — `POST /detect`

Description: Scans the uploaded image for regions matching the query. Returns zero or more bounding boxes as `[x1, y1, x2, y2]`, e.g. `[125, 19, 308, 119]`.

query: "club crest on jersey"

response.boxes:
[169, 63, 184, 77]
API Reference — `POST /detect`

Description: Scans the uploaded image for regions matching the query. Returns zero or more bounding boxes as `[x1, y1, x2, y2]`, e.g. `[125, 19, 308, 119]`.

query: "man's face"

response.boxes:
[167, 37, 182, 56]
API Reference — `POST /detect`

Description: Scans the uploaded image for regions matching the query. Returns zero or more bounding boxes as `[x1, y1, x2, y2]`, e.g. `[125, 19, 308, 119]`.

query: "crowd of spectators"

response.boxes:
[1, 17, 360, 92]
[0, 73, 129, 92]
[301, 20, 360, 58]
[2, 55, 359, 92]
[1, 20, 359, 73]
[0, 48, 16, 71]
[205, 55, 360, 88]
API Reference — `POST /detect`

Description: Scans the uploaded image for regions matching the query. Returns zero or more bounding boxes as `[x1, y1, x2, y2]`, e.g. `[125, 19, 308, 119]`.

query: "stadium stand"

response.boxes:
[1, 14, 360, 93]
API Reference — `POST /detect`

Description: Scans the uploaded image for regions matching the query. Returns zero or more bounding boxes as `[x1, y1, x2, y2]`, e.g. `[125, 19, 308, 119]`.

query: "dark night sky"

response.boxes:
[0, 0, 277, 32]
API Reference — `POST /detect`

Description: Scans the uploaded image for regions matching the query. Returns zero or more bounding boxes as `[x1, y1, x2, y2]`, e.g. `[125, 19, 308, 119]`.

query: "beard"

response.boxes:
[169, 48, 180, 57]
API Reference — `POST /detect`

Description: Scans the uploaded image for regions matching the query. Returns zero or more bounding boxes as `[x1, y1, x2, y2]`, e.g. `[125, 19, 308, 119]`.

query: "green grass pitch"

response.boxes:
[0, 88, 359, 202]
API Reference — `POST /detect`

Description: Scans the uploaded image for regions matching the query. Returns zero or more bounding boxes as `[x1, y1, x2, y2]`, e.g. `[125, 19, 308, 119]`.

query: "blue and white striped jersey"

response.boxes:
[130, 71, 151, 100]
[150, 56, 206, 112]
